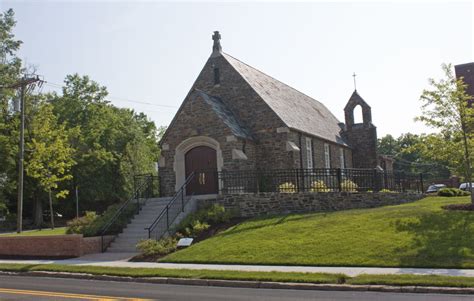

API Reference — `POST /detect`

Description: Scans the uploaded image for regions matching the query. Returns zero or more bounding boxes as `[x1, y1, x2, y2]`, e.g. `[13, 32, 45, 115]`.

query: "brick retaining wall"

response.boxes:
[200, 192, 424, 217]
[0, 234, 115, 259]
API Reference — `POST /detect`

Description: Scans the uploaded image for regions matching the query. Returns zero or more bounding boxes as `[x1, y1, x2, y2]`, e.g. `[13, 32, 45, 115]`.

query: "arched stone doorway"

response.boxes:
[173, 136, 223, 195]
[185, 146, 218, 195]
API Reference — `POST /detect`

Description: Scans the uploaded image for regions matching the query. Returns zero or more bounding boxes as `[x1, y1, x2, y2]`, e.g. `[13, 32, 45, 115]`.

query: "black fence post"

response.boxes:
[373, 169, 378, 192]
[295, 169, 300, 192]
[337, 168, 342, 192]
[419, 173, 424, 193]
[181, 188, 184, 212]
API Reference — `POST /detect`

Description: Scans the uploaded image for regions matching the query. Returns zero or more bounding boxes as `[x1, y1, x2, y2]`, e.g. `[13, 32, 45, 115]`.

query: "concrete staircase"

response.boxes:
[106, 197, 171, 253]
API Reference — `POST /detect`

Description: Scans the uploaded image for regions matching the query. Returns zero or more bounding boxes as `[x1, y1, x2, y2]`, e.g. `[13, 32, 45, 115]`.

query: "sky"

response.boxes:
[1, 0, 473, 138]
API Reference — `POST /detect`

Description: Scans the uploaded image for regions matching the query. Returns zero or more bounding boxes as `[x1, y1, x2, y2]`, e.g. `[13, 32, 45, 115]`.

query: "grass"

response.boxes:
[0, 263, 343, 284]
[161, 196, 474, 268]
[2, 263, 474, 288]
[348, 274, 474, 288]
[0, 227, 67, 237]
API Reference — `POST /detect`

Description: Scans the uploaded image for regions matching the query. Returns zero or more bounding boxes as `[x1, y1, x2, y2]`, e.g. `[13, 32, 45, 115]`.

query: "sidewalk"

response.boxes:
[2, 253, 474, 277]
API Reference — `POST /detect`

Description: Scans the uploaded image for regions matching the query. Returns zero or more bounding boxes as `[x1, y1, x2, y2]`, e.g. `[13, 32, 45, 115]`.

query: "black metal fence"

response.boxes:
[212, 168, 424, 194]
[133, 174, 160, 198]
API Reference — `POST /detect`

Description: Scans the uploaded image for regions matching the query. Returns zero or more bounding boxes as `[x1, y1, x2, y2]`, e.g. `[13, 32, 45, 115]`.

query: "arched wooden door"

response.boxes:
[185, 146, 218, 195]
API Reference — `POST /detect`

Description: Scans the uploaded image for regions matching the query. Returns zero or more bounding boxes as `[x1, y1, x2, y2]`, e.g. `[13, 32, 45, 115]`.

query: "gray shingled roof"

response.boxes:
[222, 53, 347, 146]
[195, 90, 253, 140]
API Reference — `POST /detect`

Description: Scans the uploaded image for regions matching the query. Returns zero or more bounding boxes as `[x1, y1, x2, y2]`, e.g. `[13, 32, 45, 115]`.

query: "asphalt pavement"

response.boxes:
[0, 275, 474, 301]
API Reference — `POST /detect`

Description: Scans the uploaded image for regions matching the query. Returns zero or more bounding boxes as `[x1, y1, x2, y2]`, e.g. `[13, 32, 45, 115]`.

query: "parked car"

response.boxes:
[459, 183, 474, 191]
[42, 210, 63, 218]
[426, 184, 446, 193]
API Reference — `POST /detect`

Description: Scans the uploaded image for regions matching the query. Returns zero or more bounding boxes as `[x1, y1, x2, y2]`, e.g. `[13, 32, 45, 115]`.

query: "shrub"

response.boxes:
[175, 204, 233, 237]
[66, 202, 138, 237]
[310, 180, 331, 192]
[205, 203, 232, 224]
[66, 211, 98, 234]
[341, 179, 358, 192]
[438, 188, 471, 197]
[379, 189, 395, 193]
[136, 237, 177, 257]
[191, 220, 210, 235]
[278, 182, 296, 193]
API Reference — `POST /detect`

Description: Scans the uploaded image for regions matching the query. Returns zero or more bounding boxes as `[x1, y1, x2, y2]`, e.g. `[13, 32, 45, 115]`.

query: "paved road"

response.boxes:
[0, 275, 473, 301]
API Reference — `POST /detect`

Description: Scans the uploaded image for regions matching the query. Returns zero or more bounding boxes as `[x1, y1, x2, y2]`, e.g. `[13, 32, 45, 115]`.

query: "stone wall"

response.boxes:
[159, 51, 355, 196]
[200, 192, 424, 217]
[0, 234, 114, 259]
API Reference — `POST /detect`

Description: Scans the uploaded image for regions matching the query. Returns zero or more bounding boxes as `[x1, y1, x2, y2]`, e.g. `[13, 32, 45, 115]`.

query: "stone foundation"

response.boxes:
[200, 192, 424, 217]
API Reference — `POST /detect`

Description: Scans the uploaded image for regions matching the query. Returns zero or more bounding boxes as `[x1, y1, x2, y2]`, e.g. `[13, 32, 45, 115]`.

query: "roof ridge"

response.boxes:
[222, 52, 325, 106]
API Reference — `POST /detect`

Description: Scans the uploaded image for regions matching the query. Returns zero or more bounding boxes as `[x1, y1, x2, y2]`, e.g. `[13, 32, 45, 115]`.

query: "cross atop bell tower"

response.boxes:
[212, 31, 222, 56]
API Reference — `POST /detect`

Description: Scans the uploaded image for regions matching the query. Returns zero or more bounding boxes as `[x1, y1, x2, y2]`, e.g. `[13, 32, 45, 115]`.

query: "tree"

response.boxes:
[378, 133, 451, 179]
[417, 63, 474, 202]
[0, 8, 22, 217]
[48, 74, 160, 214]
[25, 103, 75, 228]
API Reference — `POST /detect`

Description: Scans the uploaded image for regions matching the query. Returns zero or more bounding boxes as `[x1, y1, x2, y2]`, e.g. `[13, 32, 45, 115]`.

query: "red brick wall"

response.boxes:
[0, 235, 115, 258]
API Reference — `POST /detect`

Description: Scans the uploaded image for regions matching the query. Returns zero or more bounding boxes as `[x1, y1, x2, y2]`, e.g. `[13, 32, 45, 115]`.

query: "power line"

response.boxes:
[43, 81, 177, 109]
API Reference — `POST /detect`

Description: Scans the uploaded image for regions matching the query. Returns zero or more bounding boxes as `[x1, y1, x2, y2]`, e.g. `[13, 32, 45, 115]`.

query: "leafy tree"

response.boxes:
[48, 74, 160, 215]
[0, 8, 22, 217]
[417, 64, 474, 202]
[378, 133, 450, 179]
[25, 103, 75, 228]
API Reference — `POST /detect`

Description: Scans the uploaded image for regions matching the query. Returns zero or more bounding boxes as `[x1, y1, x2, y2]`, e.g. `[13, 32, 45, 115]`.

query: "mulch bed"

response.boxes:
[130, 217, 246, 262]
[442, 203, 474, 211]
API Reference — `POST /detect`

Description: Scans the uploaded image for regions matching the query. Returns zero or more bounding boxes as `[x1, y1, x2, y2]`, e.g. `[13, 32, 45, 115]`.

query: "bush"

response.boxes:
[341, 179, 358, 192]
[278, 182, 296, 193]
[66, 211, 98, 234]
[379, 189, 395, 193]
[310, 180, 331, 192]
[66, 202, 138, 237]
[136, 237, 177, 257]
[175, 204, 233, 237]
[438, 188, 471, 197]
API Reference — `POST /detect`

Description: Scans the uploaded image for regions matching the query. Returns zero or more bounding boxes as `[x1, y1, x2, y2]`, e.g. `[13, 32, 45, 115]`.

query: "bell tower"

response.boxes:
[341, 90, 378, 168]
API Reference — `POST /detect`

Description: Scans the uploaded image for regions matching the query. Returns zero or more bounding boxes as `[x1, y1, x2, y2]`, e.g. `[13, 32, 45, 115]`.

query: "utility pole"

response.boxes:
[75, 186, 79, 218]
[8, 76, 42, 233]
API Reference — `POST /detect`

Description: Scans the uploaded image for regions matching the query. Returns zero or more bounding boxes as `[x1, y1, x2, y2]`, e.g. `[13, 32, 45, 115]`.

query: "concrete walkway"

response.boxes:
[2, 253, 474, 277]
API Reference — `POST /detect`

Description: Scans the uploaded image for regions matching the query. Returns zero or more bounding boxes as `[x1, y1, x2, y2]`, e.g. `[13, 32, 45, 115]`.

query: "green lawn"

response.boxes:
[3, 263, 474, 288]
[0, 227, 67, 237]
[0, 264, 343, 284]
[162, 196, 474, 268]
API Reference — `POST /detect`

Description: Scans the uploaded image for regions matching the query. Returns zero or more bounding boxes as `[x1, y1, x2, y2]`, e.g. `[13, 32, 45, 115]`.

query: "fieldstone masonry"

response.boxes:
[200, 192, 424, 217]
[159, 32, 384, 196]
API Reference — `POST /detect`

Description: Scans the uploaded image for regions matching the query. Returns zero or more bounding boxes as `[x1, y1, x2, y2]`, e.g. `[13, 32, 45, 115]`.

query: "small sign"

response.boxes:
[177, 238, 193, 248]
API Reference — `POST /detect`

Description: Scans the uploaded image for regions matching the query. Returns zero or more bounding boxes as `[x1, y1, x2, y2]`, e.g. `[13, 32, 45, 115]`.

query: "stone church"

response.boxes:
[159, 31, 385, 196]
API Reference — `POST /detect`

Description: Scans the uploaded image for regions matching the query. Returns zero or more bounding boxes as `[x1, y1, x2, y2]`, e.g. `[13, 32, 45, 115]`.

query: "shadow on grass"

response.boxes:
[217, 213, 317, 238]
[395, 208, 474, 268]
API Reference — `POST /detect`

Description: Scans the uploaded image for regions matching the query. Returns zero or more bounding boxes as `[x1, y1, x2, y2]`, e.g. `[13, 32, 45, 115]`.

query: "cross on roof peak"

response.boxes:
[212, 31, 222, 55]
[352, 72, 357, 91]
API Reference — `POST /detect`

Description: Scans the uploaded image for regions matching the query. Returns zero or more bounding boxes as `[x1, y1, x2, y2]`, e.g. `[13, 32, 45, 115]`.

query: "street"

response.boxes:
[0, 275, 473, 301]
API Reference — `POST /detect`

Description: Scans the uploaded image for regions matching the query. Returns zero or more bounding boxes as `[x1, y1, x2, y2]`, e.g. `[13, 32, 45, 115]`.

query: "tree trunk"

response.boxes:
[461, 130, 474, 203]
[49, 189, 55, 230]
[33, 195, 43, 228]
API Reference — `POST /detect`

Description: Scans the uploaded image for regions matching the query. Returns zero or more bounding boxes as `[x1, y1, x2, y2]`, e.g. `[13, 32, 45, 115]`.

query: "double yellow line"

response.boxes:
[0, 287, 152, 300]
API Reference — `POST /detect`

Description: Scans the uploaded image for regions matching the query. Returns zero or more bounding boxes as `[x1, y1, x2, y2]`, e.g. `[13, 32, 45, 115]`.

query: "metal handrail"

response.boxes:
[100, 176, 152, 252]
[146, 172, 195, 239]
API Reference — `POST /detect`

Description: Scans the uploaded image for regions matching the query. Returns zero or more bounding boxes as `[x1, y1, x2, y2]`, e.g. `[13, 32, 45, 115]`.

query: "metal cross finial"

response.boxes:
[352, 72, 357, 91]
[212, 31, 221, 42]
[212, 31, 222, 54]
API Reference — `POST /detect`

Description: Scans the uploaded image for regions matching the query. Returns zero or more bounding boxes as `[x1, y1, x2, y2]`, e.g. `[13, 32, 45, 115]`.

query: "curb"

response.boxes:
[1, 270, 474, 295]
